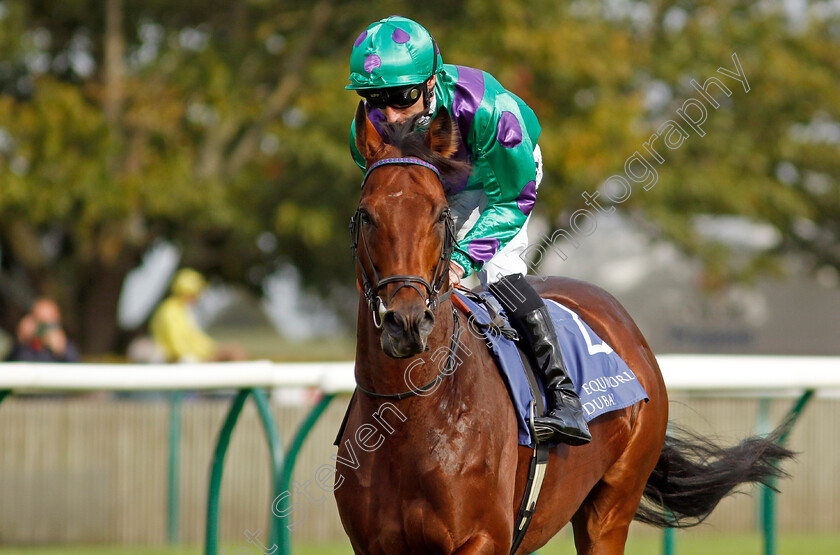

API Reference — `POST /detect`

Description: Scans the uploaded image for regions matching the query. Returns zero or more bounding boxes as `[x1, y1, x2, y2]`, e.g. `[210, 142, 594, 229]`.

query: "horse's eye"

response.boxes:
[359, 210, 371, 224]
[438, 209, 449, 223]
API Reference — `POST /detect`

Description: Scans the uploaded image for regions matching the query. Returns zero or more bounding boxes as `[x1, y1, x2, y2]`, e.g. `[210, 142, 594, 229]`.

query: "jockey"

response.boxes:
[347, 16, 591, 446]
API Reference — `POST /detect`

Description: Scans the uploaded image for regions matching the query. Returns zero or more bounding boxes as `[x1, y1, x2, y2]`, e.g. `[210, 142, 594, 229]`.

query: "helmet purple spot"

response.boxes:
[364, 54, 382, 73]
[392, 28, 410, 44]
[354, 30, 367, 47]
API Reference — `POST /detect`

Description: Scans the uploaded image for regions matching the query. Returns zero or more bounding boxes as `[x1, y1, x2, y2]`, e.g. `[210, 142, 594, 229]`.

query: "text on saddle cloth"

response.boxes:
[454, 290, 649, 447]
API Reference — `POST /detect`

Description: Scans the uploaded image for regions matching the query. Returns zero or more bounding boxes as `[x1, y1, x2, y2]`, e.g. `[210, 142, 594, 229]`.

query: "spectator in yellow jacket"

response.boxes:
[150, 269, 224, 362]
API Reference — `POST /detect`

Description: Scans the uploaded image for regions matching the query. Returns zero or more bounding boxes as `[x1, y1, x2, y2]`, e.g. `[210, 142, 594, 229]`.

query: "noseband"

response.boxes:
[350, 157, 456, 328]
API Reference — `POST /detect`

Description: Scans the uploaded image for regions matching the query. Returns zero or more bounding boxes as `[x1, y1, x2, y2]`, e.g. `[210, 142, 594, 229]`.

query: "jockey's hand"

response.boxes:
[448, 261, 465, 287]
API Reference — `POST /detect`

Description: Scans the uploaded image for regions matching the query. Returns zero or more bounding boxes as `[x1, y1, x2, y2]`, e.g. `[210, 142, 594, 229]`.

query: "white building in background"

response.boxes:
[528, 211, 840, 355]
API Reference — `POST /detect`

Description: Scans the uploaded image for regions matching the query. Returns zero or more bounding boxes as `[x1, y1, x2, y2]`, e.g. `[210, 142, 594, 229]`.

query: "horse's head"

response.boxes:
[351, 101, 466, 358]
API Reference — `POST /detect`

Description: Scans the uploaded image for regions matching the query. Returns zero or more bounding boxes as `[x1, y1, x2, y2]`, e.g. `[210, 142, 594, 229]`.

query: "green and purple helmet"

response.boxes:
[347, 16, 442, 90]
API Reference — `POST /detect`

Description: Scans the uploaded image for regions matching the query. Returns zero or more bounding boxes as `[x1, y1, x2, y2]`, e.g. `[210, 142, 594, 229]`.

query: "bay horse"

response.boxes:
[334, 102, 793, 554]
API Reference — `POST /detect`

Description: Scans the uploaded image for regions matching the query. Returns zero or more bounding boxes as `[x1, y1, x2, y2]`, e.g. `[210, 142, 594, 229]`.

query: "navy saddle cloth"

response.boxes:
[455, 290, 648, 447]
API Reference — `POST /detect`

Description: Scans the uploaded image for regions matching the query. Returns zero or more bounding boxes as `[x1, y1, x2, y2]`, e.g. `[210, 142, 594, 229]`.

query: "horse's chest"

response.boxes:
[337, 397, 517, 553]
[425, 414, 474, 474]
[355, 408, 498, 500]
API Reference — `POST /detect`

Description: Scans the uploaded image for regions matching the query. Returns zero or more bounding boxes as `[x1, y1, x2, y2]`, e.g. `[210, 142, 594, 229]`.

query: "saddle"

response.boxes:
[455, 287, 648, 444]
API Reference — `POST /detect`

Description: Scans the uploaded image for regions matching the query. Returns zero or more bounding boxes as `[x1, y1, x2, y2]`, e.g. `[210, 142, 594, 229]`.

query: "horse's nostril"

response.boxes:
[417, 309, 435, 337]
[383, 308, 434, 339]
[382, 310, 403, 336]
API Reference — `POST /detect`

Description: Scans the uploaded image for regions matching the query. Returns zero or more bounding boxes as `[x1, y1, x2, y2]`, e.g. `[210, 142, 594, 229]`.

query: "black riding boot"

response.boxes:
[489, 273, 592, 446]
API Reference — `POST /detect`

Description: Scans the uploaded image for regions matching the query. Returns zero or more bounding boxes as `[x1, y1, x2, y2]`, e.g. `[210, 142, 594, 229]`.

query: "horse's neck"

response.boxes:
[354, 297, 485, 406]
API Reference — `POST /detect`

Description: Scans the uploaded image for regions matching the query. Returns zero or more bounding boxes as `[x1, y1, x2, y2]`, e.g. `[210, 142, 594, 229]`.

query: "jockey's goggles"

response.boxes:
[358, 82, 425, 110]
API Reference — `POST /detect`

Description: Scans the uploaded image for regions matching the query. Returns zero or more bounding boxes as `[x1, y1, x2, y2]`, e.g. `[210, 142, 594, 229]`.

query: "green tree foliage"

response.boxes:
[0, 0, 838, 353]
[0, 0, 367, 352]
[451, 0, 840, 288]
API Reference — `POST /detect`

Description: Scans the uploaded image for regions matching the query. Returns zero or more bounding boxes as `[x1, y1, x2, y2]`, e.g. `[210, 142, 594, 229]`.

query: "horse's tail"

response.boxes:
[634, 420, 796, 528]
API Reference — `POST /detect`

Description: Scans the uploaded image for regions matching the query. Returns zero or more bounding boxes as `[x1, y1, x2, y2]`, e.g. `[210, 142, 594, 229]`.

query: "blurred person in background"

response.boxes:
[150, 268, 244, 362]
[5, 298, 81, 362]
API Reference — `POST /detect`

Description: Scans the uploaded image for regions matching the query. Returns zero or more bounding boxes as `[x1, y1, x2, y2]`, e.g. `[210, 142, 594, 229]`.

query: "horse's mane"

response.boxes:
[379, 114, 471, 182]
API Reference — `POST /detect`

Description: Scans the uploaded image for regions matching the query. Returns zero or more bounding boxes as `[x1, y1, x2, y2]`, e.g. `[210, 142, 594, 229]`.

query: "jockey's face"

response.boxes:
[382, 76, 436, 124]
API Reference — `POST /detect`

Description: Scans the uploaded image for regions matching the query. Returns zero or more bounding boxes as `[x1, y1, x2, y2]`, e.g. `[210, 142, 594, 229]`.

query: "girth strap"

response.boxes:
[509, 343, 551, 553]
[510, 437, 550, 554]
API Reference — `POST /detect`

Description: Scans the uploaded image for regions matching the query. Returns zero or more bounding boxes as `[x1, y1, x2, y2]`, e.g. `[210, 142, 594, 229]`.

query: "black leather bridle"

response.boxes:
[350, 157, 456, 328]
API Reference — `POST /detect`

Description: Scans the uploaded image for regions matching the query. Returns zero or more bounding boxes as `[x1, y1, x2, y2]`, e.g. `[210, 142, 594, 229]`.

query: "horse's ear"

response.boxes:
[355, 100, 383, 161]
[426, 106, 459, 159]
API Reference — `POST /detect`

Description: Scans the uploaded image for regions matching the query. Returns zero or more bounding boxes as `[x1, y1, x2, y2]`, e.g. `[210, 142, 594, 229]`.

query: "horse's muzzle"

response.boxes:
[380, 307, 435, 358]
